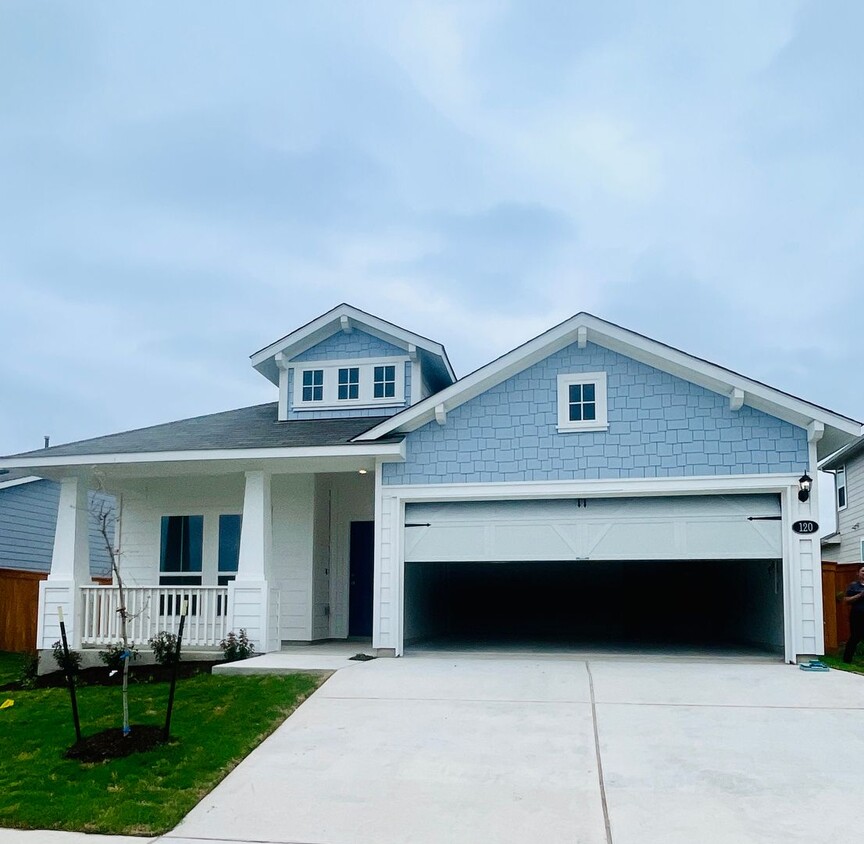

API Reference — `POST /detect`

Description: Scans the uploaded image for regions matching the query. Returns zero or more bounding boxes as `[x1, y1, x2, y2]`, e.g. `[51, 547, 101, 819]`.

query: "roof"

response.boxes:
[250, 303, 456, 389]
[354, 311, 862, 460]
[0, 468, 42, 489]
[1, 404, 401, 461]
[820, 436, 864, 471]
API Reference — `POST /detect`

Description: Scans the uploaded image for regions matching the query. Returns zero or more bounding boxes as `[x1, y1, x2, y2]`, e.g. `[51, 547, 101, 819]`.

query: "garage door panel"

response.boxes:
[404, 495, 781, 563]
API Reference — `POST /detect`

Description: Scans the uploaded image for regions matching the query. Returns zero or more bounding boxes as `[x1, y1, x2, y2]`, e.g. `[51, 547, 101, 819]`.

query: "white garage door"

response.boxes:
[404, 495, 781, 563]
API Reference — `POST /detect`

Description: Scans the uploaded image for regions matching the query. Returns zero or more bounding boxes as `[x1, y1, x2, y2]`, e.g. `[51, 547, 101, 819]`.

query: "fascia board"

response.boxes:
[819, 437, 864, 470]
[0, 442, 405, 471]
[0, 475, 43, 490]
[356, 312, 862, 443]
[251, 304, 455, 382]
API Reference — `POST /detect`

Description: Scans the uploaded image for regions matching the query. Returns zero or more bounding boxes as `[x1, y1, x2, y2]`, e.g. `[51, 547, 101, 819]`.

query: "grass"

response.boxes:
[819, 651, 864, 675]
[0, 671, 320, 835]
[0, 651, 25, 686]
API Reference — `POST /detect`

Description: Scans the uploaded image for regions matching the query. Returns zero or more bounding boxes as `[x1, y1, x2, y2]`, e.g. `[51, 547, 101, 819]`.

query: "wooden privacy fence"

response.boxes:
[822, 561, 862, 653]
[0, 568, 46, 653]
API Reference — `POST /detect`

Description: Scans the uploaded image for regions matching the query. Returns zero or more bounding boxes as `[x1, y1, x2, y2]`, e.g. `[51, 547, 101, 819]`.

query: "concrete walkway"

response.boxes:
[158, 655, 864, 844]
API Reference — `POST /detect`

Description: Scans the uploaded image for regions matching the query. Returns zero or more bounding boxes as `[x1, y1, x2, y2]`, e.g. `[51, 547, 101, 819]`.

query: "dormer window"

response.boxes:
[338, 367, 360, 400]
[292, 358, 406, 409]
[374, 365, 396, 399]
[302, 369, 324, 402]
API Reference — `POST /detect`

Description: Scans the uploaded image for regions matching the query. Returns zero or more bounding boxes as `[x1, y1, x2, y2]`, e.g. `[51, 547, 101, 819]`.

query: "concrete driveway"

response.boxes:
[163, 656, 864, 844]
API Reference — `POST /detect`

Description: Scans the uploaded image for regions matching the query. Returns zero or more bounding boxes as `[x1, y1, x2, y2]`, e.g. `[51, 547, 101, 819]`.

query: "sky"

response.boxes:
[1, 1, 863, 461]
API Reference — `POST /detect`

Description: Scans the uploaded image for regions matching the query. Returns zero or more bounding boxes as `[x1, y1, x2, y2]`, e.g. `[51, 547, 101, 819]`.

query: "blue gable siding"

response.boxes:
[292, 329, 405, 361]
[0, 480, 114, 576]
[383, 342, 808, 486]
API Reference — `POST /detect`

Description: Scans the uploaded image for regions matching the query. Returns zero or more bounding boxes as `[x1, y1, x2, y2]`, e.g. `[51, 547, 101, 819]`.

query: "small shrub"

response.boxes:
[19, 651, 39, 689]
[98, 642, 140, 672]
[51, 639, 82, 674]
[148, 630, 179, 665]
[220, 629, 255, 662]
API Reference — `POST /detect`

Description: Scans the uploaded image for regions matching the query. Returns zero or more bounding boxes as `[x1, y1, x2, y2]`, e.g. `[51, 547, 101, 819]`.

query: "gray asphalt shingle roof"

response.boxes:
[2, 403, 400, 459]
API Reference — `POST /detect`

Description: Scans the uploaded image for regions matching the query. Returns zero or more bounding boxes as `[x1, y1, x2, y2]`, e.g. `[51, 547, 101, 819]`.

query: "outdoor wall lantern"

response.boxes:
[798, 472, 812, 503]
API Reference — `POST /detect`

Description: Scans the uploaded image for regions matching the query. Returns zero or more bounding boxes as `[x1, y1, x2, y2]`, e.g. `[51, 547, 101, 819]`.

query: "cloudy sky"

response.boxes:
[1, 1, 862, 458]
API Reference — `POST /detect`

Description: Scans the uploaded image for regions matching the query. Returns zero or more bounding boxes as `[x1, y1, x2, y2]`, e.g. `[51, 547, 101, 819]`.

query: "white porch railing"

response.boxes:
[80, 586, 229, 648]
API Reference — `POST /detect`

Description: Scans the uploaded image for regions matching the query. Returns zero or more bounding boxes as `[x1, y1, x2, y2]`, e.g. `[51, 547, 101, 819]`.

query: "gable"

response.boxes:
[382, 341, 809, 486]
[291, 328, 406, 362]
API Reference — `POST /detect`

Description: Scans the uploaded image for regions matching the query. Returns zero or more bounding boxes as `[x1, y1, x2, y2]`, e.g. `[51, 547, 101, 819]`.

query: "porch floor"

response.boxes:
[213, 640, 375, 675]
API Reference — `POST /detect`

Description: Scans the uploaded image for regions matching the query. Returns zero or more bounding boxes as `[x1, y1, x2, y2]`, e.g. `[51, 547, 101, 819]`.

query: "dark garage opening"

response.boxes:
[404, 559, 785, 655]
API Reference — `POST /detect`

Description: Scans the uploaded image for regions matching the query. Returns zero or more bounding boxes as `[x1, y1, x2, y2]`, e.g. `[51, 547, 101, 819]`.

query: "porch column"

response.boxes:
[38, 476, 90, 649]
[228, 470, 275, 652]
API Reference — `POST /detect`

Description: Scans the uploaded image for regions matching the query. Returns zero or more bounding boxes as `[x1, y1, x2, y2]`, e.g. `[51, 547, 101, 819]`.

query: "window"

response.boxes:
[301, 369, 324, 402]
[557, 372, 608, 432]
[373, 365, 396, 399]
[159, 515, 203, 585]
[218, 514, 242, 586]
[860, 539, 864, 562]
[837, 466, 847, 511]
[338, 367, 360, 400]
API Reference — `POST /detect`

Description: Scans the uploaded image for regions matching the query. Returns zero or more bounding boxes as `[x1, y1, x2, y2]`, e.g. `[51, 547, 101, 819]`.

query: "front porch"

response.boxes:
[36, 464, 376, 655]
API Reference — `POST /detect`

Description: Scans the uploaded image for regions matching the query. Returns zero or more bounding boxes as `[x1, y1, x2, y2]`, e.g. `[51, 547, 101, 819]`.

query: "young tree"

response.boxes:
[92, 495, 132, 736]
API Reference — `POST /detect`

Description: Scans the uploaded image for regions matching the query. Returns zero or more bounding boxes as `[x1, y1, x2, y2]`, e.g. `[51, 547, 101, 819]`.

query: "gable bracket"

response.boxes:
[340, 315, 353, 334]
[576, 326, 588, 349]
[408, 344, 418, 362]
[274, 352, 289, 371]
[434, 404, 447, 426]
[729, 388, 745, 411]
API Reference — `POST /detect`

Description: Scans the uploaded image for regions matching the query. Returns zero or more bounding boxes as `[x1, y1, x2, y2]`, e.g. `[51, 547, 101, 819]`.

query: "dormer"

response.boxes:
[250, 304, 456, 421]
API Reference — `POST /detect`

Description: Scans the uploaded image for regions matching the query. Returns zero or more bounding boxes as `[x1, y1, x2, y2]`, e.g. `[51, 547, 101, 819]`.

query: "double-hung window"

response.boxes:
[373, 365, 396, 399]
[557, 372, 608, 432]
[301, 369, 324, 402]
[338, 367, 360, 400]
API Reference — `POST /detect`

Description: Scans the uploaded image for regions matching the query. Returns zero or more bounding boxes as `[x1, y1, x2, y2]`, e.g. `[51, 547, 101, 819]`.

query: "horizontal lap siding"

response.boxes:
[0, 481, 113, 577]
[835, 456, 864, 563]
[383, 342, 808, 486]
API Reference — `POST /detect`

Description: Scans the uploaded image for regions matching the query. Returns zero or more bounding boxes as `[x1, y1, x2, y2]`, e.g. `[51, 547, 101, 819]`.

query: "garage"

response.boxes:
[402, 494, 785, 655]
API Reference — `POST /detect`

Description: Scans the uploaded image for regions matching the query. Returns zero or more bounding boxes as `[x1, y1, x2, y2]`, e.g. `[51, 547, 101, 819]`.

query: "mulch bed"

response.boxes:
[0, 660, 223, 692]
[65, 725, 167, 762]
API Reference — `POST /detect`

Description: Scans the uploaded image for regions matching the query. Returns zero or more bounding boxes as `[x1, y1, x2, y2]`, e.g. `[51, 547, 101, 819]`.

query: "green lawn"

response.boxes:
[0, 651, 25, 686]
[0, 671, 320, 835]
[818, 652, 864, 675]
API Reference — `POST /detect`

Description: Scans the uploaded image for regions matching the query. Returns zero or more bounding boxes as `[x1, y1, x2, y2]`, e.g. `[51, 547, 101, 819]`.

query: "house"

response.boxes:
[0, 468, 113, 651]
[0, 304, 860, 663]
[820, 437, 864, 563]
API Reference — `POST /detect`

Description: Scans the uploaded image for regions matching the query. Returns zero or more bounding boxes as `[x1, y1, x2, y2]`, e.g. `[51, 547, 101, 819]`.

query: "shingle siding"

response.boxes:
[0, 480, 113, 576]
[292, 329, 405, 361]
[383, 341, 809, 486]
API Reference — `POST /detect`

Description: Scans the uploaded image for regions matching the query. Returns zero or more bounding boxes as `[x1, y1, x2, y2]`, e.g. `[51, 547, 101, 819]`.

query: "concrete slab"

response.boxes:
[0, 833, 154, 844]
[168, 658, 606, 844]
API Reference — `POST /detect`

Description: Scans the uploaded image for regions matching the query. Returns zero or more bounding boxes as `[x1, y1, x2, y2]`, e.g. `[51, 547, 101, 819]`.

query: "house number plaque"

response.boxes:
[792, 520, 819, 535]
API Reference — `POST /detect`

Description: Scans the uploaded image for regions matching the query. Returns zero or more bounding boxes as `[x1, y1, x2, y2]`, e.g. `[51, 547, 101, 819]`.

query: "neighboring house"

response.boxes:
[0, 304, 860, 664]
[820, 436, 864, 564]
[0, 468, 114, 651]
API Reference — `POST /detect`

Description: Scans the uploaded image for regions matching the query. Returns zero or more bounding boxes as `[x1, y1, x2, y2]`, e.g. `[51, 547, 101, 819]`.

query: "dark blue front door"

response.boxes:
[349, 521, 374, 637]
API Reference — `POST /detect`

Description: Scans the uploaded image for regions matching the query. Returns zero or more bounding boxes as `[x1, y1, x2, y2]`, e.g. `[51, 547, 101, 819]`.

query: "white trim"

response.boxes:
[291, 358, 408, 410]
[837, 465, 847, 511]
[251, 303, 456, 384]
[729, 388, 744, 411]
[0, 442, 406, 470]
[557, 371, 608, 433]
[353, 312, 861, 448]
[381, 472, 800, 501]
[0, 475, 42, 490]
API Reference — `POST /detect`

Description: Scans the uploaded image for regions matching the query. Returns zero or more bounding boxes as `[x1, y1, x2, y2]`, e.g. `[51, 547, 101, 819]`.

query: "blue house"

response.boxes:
[1, 305, 860, 663]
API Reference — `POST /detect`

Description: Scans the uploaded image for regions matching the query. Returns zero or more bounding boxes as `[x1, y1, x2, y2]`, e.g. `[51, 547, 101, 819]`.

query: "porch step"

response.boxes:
[213, 651, 373, 676]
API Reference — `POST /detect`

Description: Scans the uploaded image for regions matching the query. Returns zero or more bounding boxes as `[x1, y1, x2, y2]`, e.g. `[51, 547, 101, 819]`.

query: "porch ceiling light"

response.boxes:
[798, 472, 812, 503]
[358, 469, 368, 474]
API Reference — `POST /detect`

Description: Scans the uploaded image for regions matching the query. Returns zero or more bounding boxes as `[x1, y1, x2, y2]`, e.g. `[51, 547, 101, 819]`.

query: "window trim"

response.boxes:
[837, 465, 847, 511]
[557, 372, 608, 432]
[291, 357, 408, 409]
